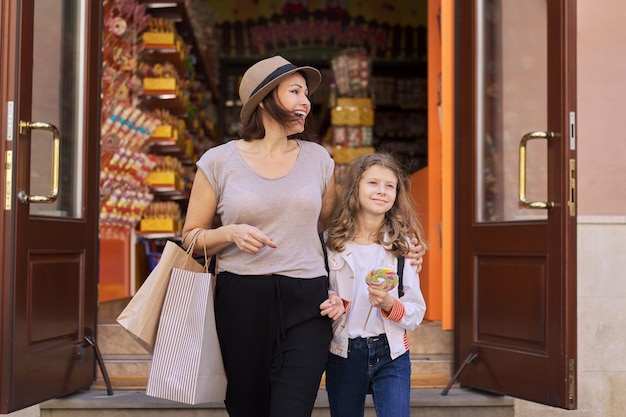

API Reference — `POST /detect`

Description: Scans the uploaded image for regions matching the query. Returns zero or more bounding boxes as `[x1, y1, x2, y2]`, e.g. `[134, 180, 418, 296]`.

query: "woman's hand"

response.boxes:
[320, 294, 345, 320]
[229, 224, 277, 254]
[406, 237, 426, 273]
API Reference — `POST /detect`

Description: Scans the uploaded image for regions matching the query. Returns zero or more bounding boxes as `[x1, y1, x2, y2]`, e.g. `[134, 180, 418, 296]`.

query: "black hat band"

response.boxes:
[249, 63, 298, 98]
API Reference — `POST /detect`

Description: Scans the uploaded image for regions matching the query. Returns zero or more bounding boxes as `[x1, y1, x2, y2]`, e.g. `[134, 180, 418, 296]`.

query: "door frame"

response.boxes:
[0, 0, 18, 408]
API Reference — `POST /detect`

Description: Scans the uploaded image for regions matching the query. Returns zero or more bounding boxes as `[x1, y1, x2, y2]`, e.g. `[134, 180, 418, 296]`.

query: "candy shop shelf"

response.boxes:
[374, 139, 428, 174]
[139, 0, 218, 95]
[139, 93, 187, 115]
[140, 46, 190, 77]
[374, 134, 428, 142]
[150, 186, 189, 200]
[135, 231, 180, 240]
[147, 142, 194, 165]
[374, 103, 427, 111]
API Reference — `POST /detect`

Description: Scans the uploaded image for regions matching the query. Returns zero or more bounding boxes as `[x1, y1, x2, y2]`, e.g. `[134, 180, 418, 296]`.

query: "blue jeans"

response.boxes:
[326, 334, 411, 417]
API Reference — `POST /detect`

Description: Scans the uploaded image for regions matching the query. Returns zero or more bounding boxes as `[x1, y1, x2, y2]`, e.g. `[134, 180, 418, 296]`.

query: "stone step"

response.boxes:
[39, 388, 514, 417]
[408, 321, 453, 354]
[98, 298, 131, 324]
[98, 319, 453, 356]
[95, 299, 455, 392]
[96, 323, 150, 356]
[95, 352, 452, 375]
[92, 354, 454, 392]
[95, 344, 454, 386]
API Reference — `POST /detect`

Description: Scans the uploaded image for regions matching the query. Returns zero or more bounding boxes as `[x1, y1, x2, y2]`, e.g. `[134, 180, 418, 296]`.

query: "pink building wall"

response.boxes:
[577, 0, 626, 215]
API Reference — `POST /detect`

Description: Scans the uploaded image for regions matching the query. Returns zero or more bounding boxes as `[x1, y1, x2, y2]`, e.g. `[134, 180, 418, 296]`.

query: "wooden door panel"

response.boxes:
[455, 0, 576, 409]
[12, 234, 96, 407]
[28, 253, 82, 341]
[476, 255, 547, 349]
[467, 347, 550, 400]
[11, 346, 93, 408]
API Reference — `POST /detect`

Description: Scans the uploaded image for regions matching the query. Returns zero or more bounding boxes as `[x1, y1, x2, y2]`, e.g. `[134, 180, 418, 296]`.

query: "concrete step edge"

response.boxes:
[93, 374, 455, 392]
[41, 388, 514, 410]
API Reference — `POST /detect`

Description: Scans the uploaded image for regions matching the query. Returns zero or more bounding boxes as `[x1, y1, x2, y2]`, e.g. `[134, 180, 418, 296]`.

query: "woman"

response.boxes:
[182, 55, 342, 417]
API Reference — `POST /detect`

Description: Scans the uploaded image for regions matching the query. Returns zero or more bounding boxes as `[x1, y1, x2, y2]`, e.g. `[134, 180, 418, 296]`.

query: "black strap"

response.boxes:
[397, 256, 405, 297]
[208, 254, 217, 274]
[319, 233, 329, 275]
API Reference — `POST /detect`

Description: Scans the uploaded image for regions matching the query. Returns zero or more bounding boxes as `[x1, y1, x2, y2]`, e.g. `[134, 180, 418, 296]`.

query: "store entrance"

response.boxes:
[0, 0, 578, 413]
[0, 1, 101, 413]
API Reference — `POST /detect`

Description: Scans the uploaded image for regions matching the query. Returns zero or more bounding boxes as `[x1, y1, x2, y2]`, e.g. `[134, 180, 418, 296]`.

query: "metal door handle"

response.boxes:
[18, 121, 60, 203]
[518, 131, 555, 209]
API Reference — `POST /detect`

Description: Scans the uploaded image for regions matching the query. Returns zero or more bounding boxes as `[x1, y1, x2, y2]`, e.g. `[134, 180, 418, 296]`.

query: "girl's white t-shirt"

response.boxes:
[346, 242, 388, 338]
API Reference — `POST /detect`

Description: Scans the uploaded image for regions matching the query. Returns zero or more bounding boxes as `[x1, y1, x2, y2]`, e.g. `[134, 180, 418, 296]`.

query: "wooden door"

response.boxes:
[0, 0, 101, 412]
[456, 0, 577, 409]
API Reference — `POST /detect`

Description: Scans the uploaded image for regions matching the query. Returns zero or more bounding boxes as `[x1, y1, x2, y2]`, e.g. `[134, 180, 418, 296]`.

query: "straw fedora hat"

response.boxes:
[239, 55, 322, 124]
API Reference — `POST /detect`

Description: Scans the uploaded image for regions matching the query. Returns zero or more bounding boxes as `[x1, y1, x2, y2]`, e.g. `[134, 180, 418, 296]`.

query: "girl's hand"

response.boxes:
[368, 287, 395, 313]
[320, 294, 345, 320]
[229, 224, 277, 254]
[406, 237, 426, 272]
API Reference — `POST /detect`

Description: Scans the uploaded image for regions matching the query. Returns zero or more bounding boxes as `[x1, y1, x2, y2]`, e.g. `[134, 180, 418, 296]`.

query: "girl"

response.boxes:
[323, 153, 427, 417]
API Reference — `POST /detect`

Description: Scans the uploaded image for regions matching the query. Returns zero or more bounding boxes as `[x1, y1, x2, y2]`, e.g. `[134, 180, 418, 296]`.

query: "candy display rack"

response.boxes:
[329, 49, 428, 178]
[329, 48, 376, 185]
[134, 0, 219, 291]
[99, 0, 219, 300]
[370, 60, 428, 173]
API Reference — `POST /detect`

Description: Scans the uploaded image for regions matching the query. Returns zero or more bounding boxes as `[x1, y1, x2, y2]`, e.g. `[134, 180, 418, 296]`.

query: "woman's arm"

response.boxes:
[318, 177, 338, 232]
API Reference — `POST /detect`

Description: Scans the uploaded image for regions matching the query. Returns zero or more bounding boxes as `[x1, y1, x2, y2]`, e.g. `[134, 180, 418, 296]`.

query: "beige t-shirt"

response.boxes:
[196, 139, 334, 278]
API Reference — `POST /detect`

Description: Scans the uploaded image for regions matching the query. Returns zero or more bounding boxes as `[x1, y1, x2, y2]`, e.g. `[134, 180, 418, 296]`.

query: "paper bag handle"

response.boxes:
[183, 229, 216, 273]
[177, 229, 202, 269]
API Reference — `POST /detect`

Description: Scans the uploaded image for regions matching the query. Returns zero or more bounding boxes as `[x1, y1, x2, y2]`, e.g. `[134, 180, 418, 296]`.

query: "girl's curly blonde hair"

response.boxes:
[326, 153, 427, 257]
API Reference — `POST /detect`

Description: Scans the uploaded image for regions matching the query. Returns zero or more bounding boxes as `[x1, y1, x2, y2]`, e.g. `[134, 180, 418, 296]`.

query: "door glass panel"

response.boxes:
[476, 0, 548, 222]
[30, 0, 84, 218]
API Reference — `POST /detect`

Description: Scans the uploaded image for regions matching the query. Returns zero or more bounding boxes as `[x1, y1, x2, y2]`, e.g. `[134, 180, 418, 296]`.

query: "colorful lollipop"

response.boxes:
[363, 267, 399, 329]
[366, 267, 399, 292]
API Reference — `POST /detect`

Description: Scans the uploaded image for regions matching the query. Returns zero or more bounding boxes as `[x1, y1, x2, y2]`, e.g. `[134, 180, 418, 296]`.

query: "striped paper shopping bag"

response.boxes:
[146, 266, 227, 404]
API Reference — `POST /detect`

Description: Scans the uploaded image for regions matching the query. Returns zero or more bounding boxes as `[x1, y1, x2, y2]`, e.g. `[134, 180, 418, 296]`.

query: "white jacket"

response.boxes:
[327, 241, 427, 360]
